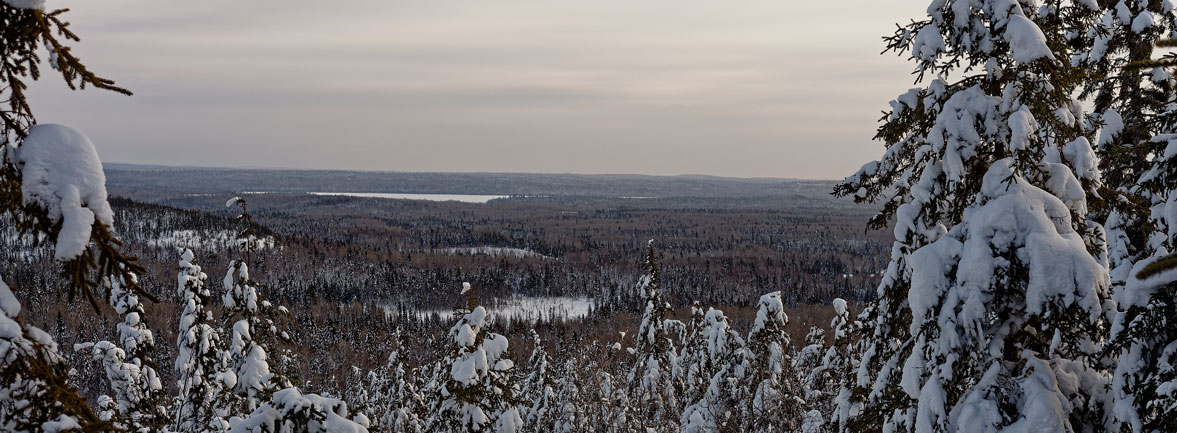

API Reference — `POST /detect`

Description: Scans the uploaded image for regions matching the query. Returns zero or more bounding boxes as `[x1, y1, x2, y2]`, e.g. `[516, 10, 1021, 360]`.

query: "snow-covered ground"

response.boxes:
[395, 296, 595, 323]
[308, 192, 508, 203]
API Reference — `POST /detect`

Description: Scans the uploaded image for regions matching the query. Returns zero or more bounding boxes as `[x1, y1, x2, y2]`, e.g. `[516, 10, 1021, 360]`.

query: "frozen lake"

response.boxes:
[308, 192, 508, 203]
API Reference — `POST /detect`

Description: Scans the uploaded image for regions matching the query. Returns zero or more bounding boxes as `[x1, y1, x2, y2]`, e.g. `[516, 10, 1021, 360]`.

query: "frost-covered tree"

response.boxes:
[425, 283, 522, 433]
[174, 249, 229, 433]
[626, 242, 679, 431]
[220, 199, 367, 432]
[548, 358, 584, 433]
[832, 1, 1113, 431]
[75, 275, 167, 432]
[679, 307, 745, 433]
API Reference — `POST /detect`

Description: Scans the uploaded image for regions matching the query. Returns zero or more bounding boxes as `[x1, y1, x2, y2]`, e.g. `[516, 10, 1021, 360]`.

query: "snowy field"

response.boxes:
[308, 192, 508, 203]
[396, 296, 595, 323]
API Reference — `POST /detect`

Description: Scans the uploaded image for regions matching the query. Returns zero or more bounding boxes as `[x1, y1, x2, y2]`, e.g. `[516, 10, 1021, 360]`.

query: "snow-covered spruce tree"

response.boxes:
[345, 366, 374, 420]
[223, 198, 368, 432]
[0, 275, 113, 431]
[675, 301, 711, 408]
[795, 325, 828, 433]
[425, 283, 523, 433]
[1073, 1, 1177, 289]
[174, 248, 228, 433]
[0, 3, 137, 429]
[549, 358, 585, 433]
[740, 291, 802, 432]
[832, 1, 1113, 431]
[219, 197, 291, 415]
[679, 307, 745, 433]
[520, 330, 557, 433]
[626, 241, 680, 432]
[370, 347, 424, 433]
[75, 274, 167, 432]
[1103, 97, 1177, 432]
[820, 298, 857, 433]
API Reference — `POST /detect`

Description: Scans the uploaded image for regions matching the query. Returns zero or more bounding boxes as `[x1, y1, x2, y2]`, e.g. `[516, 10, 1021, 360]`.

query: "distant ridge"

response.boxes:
[104, 163, 841, 200]
[103, 162, 819, 183]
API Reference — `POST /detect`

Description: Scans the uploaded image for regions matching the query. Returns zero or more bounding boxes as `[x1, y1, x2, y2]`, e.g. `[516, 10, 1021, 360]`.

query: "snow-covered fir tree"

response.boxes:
[378, 349, 425, 433]
[1069, 6, 1177, 431]
[218, 197, 293, 416]
[1073, 0, 1177, 289]
[1105, 94, 1177, 432]
[0, 3, 140, 429]
[675, 301, 711, 408]
[520, 330, 557, 433]
[626, 241, 680, 432]
[0, 276, 112, 432]
[174, 249, 229, 433]
[549, 358, 584, 433]
[832, 1, 1114, 431]
[740, 291, 802, 432]
[679, 307, 745, 433]
[795, 325, 828, 433]
[350, 331, 424, 433]
[221, 198, 368, 433]
[75, 274, 167, 432]
[425, 283, 523, 433]
[820, 298, 857, 433]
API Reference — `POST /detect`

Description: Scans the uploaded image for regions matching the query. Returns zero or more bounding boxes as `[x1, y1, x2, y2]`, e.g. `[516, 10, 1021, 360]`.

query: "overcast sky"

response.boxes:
[27, 0, 927, 179]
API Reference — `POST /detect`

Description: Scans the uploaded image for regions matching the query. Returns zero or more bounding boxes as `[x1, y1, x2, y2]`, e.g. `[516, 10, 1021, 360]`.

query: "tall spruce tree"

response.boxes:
[832, 1, 1113, 431]
[174, 249, 228, 433]
[626, 241, 679, 432]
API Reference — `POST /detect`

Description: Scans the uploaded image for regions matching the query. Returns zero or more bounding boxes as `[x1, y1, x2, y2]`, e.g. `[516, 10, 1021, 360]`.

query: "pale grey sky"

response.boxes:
[27, 0, 928, 179]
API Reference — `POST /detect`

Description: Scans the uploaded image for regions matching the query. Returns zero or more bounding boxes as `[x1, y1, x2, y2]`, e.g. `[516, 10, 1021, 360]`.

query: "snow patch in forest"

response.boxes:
[308, 192, 508, 203]
[432, 247, 550, 259]
[147, 229, 274, 251]
[397, 296, 594, 323]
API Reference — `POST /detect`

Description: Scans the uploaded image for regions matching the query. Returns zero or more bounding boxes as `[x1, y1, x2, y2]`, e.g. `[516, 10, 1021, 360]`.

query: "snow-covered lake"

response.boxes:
[308, 192, 508, 203]
[394, 296, 595, 323]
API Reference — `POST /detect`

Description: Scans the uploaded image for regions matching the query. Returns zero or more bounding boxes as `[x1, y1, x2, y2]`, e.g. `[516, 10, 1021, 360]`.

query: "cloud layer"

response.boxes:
[26, 0, 923, 178]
